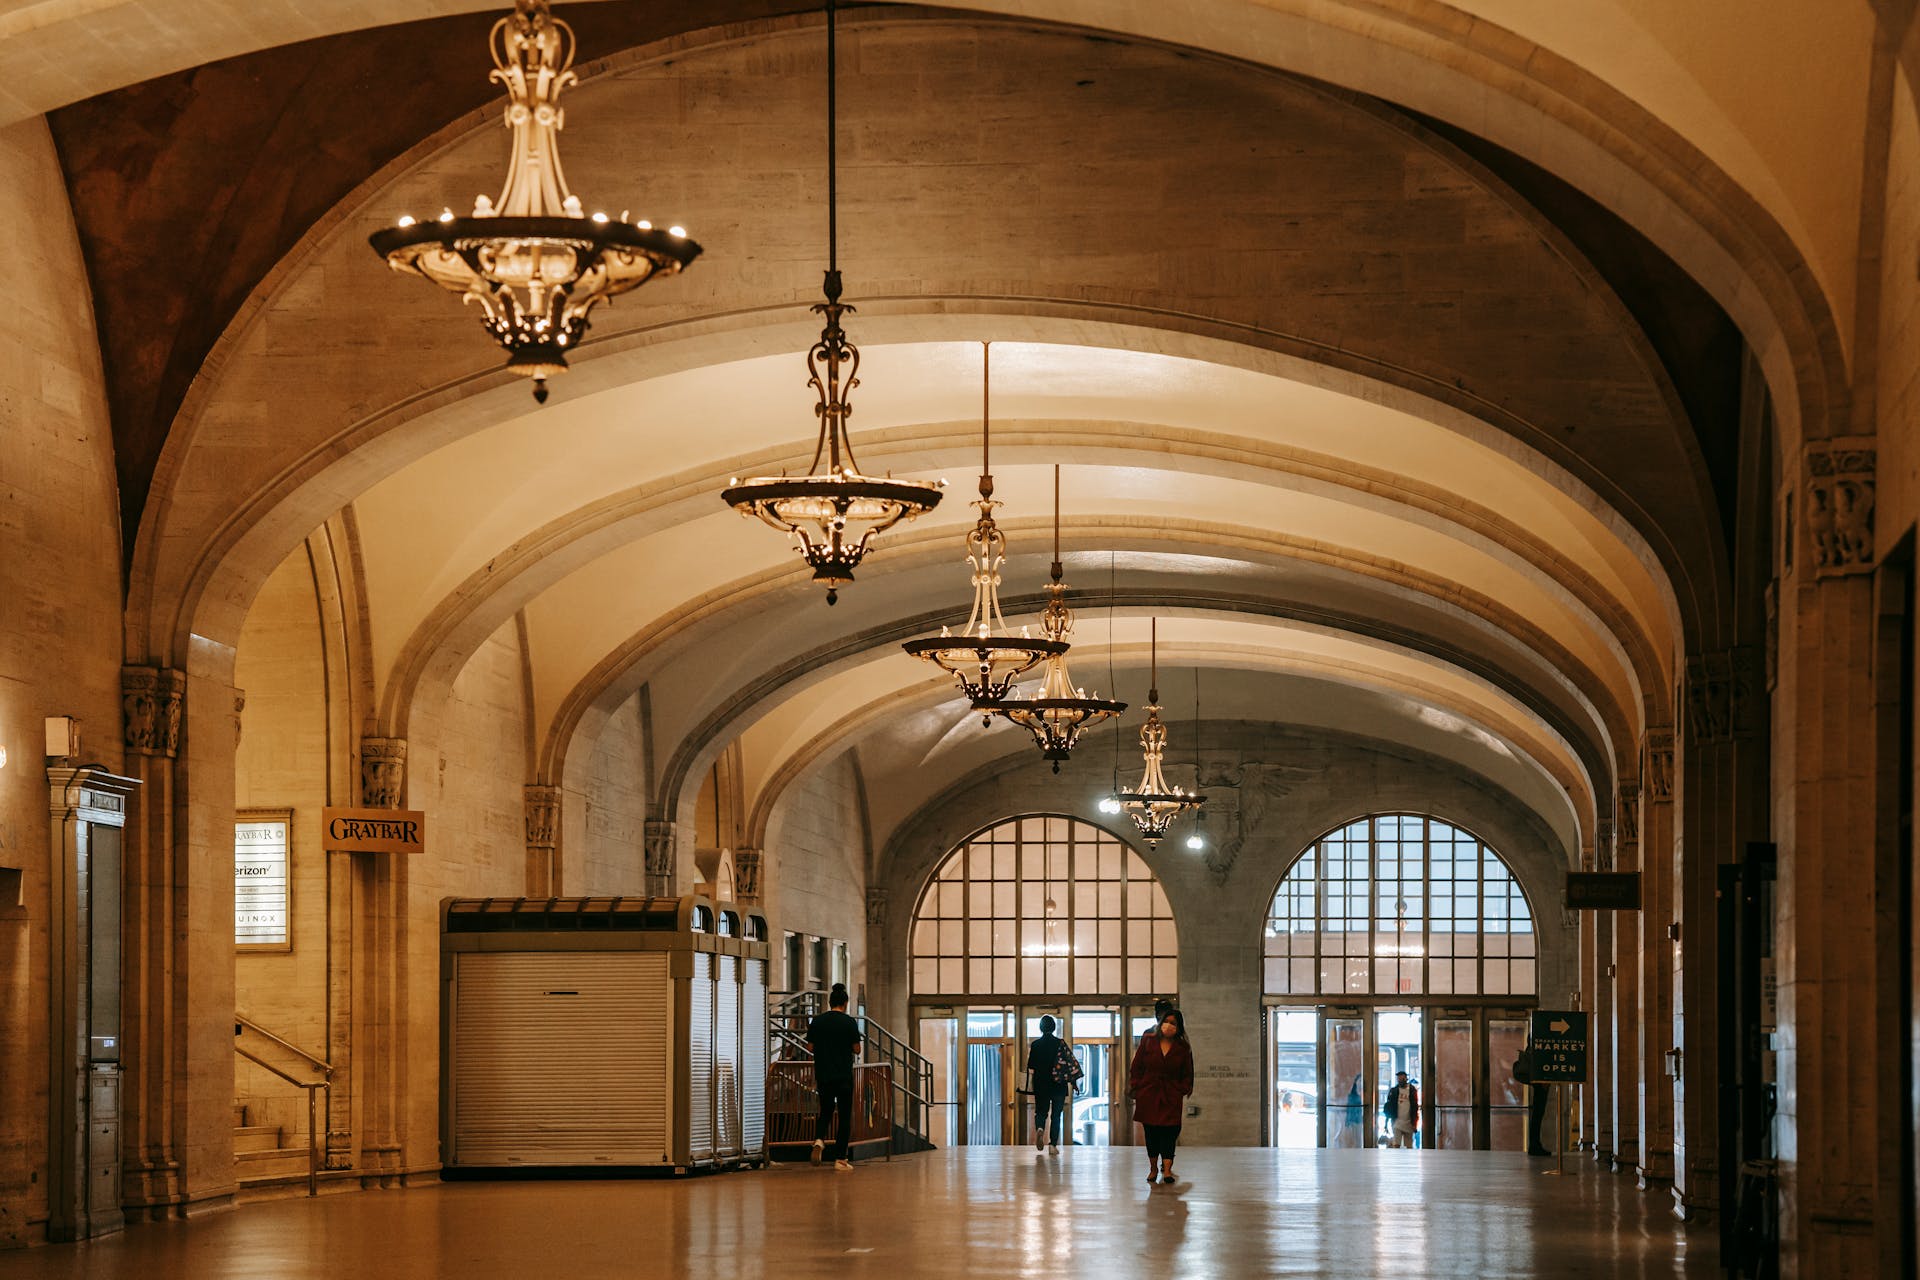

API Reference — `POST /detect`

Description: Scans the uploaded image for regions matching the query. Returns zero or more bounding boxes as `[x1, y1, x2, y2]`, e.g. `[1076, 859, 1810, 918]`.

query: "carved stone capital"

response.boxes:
[1596, 815, 1616, 872]
[1683, 648, 1762, 745]
[1641, 730, 1674, 803]
[1803, 437, 1875, 577]
[733, 847, 763, 903]
[866, 886, 889, 928]
[525, 784, 561, 848]
[644, 819, 675, 894]
[359, 737, 408, 809]
[121, 666, 186, 757]
[1617, 781, 1641, 845]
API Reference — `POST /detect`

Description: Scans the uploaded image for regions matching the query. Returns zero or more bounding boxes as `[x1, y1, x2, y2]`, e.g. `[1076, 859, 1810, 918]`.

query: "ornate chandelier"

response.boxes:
[1113, 619, 1204, 845]
[369, 0, 701, 404]
[901, 344, 1065, 705]
[719, 0, 943, 604]
[978, 466, 1125, 771]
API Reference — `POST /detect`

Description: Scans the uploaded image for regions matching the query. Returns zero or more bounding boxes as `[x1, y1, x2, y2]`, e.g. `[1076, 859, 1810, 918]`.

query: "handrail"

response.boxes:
[769, 989, 936, 1148]
[233, 1018, 330, 1197]
[235, 1013, 332, 1081]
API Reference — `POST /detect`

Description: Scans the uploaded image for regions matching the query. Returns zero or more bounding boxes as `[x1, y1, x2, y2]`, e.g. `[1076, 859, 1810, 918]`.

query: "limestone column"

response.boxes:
[352, 736, 408, 1179]
[524, 785, 560, 897]
[120, 661, 240, 1216]
[1638, 729, 1676, 1188]
[644, 820, 675, 897]
[118, 666, 186, 1216]
[1776, 440, 1876, 1276]
[1587, 814, 1614, 1160]
[1611, 780, 1642, 1173]
[733, 847, 763, 905]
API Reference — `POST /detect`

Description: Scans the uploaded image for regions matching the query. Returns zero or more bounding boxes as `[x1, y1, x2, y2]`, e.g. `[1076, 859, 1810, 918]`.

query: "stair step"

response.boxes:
[233, 1104, 248, 1129]
[235, 1146, 313, 1178]
[234, 1125, 283, 1154]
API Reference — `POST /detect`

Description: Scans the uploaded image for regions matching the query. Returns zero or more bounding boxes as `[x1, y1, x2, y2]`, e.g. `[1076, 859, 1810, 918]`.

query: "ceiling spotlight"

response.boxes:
[1185, 831, 1205, 851]
[369, 0, 700, 402]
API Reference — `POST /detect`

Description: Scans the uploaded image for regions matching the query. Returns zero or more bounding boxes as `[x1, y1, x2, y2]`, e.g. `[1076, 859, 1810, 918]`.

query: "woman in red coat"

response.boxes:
[1128, 1007, 1194, 1185]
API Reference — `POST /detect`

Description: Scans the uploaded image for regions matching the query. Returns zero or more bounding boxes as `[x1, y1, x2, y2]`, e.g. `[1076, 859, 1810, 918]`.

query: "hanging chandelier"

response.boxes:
[719, 0, 943, 604]
[978, 466, 1125, 772]
[901, 344, 1065, 704]
[369, 0, 701, 404]
[1113, 619, 1205, 845]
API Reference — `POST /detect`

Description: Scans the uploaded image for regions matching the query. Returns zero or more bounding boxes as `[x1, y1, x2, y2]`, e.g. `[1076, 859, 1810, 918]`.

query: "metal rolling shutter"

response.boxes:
[451, 951, 670, 1166]
[742, 957, 767, 1154]
[688, 952, 715, 1160]
[715, 955, 741, 1157]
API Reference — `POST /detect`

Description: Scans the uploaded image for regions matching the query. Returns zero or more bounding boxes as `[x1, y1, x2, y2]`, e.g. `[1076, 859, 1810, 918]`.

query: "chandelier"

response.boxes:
[369, 1, 701, 404]
[719, 0, 944, 604]
[901, 344, 1065, 704]
[1113, 619, 1204, 845]
[978, 466, 1125, 771]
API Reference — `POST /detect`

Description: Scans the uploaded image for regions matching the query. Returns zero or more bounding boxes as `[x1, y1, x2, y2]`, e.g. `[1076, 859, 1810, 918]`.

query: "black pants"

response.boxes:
[1034, 1085, 1069, 1145]
[1526, 1083, 1551, 1153]
[818, 1076, 855, 1160]
[1142, 1123, 1181, 1160]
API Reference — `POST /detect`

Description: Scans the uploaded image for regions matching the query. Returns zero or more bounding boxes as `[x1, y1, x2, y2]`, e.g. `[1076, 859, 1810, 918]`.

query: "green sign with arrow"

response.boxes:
[1528, 1009, 1588, 1083]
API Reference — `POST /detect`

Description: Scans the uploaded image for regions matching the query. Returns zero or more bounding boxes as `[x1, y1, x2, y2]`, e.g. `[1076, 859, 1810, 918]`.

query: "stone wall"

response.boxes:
[870, 722, 1576, 1147]
[762, 754, 870, 993]
[572, 687, 647, 896]
[0, 116, 122, 1246]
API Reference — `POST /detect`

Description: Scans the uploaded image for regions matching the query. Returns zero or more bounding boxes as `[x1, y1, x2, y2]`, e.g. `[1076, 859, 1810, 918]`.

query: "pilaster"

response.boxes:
[1638, 729, 1675, 1188]
[1610, 780, 1641, 1172]
[644, 820, 675, 897]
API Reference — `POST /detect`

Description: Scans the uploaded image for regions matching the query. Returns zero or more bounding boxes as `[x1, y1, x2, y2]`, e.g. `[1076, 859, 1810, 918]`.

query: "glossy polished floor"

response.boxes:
[10, 1149, 1715, 1279]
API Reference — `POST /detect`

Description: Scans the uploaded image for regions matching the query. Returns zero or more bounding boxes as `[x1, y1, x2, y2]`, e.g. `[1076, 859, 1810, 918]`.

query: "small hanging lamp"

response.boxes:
[1114, 619, 1205, 845]
[978, 466, 1125, 772]
[369, 0, 701, 403]
[901, 344, 1066, 703]
[719, 0, 943, 603]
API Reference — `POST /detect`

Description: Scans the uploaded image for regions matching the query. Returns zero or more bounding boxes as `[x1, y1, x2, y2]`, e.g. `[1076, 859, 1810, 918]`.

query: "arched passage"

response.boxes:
[907, 813, 1177, 1150]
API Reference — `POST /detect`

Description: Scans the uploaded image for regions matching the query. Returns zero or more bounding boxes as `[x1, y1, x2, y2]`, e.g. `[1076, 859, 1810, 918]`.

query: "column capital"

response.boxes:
[121, 665, 186, 757]
[643, 819, 675, 894]
[524, 784, 560, 848]
[732, 846, 763, 903]
[1802, 436, 1874, 577]
[1641, 730, 1674, 802]
[1617, 780, 1641, 845]
[1683, 648, 1762, 745]
[359, 737, 407, 808]
[866, 886, 889, 928]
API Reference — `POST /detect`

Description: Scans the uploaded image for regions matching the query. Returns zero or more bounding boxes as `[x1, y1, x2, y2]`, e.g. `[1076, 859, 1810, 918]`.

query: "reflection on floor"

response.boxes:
[10, 1149, 1716, 1279]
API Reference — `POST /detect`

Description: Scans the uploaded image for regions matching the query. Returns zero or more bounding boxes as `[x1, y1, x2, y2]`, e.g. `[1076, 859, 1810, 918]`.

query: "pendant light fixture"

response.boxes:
[369, 0, 701, 403]
[978, 466, 1125, 772]
[1114, 619, 1205, 846]
[902, 343, 1066, 704]
[720, 0, 944, 604]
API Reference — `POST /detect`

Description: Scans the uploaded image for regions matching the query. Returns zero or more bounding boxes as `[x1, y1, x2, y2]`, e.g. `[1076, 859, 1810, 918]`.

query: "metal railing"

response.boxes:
[769, 990, 936, 1149]
[233, 1014, 331, 1197]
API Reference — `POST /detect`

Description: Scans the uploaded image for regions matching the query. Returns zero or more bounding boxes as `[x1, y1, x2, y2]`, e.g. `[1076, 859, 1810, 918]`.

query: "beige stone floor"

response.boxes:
[7, 1148, 1716, 1279]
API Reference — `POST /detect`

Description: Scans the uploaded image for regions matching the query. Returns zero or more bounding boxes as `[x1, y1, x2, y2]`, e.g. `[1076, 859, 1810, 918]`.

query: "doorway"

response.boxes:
[1267, 1004, 1530, 1149]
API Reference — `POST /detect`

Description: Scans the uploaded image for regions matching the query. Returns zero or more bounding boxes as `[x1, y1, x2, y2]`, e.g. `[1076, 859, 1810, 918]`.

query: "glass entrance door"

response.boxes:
[1430, 1017, 1474, 1148]
[1325, 1015, 1367, 1147]
[1488, 1015, 1529, 1151]
[1270, 1008, 1319, 1149]
[962, 1009, 1012, 1145]
[918, 1014, 958, 1149]
[1374, 1009, 1423, 1146]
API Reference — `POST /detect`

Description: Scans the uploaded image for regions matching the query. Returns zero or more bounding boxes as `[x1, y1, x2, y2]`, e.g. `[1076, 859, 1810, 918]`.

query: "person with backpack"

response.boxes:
[1027, 1014, 1080, 1154]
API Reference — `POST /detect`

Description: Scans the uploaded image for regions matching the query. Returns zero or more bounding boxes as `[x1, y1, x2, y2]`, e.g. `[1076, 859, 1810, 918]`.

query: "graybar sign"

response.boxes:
[322, 807, 426, 855]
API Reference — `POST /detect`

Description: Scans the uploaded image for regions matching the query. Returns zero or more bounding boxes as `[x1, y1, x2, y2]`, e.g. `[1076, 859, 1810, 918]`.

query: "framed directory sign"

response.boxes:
[235, 809, 293, 952]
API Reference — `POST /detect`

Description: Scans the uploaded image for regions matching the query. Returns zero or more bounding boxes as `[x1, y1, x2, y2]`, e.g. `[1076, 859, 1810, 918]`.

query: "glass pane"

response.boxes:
[1098, 959, 1119, 992]
[1326, 1018, 1367, 1148]
[918, 1017, 957, 1149]
[965, 1043, 1004, 1146]
[1271, 1009, 1318, 1150]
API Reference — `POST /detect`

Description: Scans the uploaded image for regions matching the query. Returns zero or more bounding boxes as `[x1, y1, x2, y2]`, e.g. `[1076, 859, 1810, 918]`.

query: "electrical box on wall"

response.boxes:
[45, 715, 80, 760]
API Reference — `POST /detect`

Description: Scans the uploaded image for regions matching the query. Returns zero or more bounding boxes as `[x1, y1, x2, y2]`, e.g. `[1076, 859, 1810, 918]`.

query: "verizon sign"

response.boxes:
[235, 814, 291, 949]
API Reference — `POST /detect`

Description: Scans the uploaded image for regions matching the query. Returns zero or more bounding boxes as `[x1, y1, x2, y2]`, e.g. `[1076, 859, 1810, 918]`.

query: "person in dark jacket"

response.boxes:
[1027, 1014, 1070, 1154]
[806, 983, 862, 1170]
[1512, 1046, 1550, 1156]
[1128, 1007, 1194, 1185]
[1382, 1070, 1419, 1148]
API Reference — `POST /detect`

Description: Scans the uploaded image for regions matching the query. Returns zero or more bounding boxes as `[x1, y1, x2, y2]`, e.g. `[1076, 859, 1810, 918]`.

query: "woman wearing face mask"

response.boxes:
[1127, 1007, 1194, 1185]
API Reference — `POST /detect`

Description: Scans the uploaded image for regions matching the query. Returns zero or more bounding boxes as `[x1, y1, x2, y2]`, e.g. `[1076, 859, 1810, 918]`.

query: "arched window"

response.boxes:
[911, 815, 1177, 998]
[1263, 814, 1535, 997]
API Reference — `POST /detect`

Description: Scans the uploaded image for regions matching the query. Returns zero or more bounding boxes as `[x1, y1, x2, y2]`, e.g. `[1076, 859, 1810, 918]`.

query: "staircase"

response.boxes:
[233, 1103, 316, 1190]
[769, 990, 937, 1157]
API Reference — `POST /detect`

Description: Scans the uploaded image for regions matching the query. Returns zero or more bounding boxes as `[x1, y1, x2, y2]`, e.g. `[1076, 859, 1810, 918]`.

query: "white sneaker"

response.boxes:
[810, 1139, 824, 1166]
[833, 1159, 854, 1171]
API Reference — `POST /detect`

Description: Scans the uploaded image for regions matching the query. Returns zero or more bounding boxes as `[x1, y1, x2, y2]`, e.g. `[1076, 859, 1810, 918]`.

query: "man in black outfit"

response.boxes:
[1513, 1045, 1551, 1156]
[807, 983, 863, 1170]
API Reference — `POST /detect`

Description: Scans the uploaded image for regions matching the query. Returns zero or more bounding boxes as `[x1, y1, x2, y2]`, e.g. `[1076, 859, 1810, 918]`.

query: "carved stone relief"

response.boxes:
[1804, 439, 1874, 577]
[733, 847, 762, 903]
[1618, 781, 1641, 845]
[1642, 730, 1674, 803]
[644, 819, 675, 892]
[1685, 649, 1761, 746]
[359, 737, 408, 809]
[1192, 760, 1316, 884]
[524, 784, 560, 848]
[121, 666, 186, 757]
[865, 886, 888, 928]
